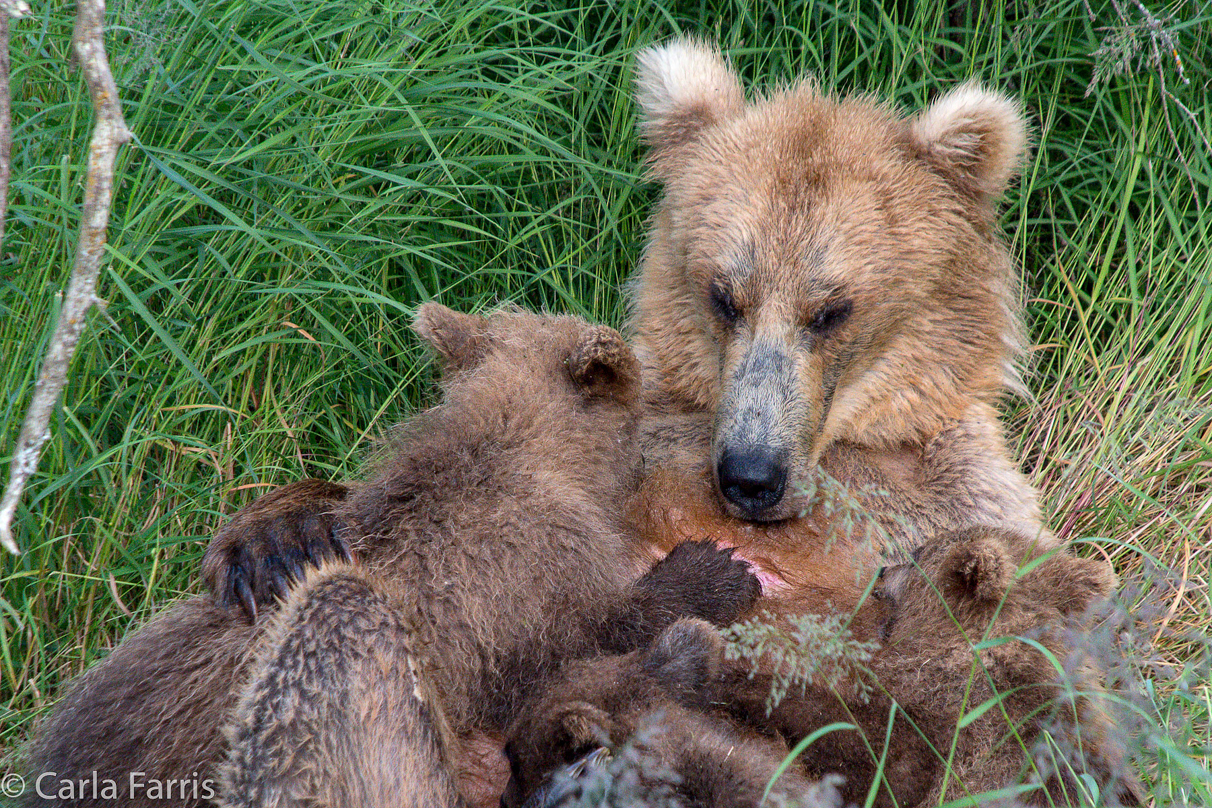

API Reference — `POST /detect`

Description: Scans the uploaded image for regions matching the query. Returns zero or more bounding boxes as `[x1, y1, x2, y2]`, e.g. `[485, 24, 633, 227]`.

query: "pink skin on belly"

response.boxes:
[716, 542, 790, 596]
[636, 538, 791, 596]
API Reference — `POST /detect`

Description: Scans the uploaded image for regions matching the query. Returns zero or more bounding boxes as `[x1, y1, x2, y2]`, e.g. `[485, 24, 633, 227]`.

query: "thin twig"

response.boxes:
[0, 18, 10, 256]
[0, 0, 130, 553]
[0, 1, 31, 20]
[0, 0, 27, 256]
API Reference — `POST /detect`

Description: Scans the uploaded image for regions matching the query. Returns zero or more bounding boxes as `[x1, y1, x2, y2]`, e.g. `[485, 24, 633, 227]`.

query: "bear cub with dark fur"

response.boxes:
[501, 618, 842, 808]
[23, 305, 760, 808]
[510, 526, 1143, 808]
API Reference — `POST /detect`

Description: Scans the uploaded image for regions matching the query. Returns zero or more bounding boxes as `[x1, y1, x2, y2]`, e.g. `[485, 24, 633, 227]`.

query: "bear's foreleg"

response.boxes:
[218, 564, 464, 808]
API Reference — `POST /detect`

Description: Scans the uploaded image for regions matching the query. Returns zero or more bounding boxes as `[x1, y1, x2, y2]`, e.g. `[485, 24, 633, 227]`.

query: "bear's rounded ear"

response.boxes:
[635, 38, 745, 174]
[641, 618, 723, 706]
[567, 325, 640, 405]
[942, 535, 1014, 606]
[909, 81, 1028, 206]
[554, 702, 612, 750]
[412, 302, 489, 372]
[1045, 554, 1118, 617]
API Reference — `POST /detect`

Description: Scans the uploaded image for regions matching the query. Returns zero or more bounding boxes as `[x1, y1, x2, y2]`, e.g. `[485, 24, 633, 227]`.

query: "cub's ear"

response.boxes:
[412, 302, 489, 372]
[909, 81, 1028, 205]
[1043, 553, 1118, 617]
[942, 534, 1014, 606]
[635, 38, 745, 173]
[567, 325, 640, 405]
[641, 618, 723, 707]
[553, 702, 612, 750]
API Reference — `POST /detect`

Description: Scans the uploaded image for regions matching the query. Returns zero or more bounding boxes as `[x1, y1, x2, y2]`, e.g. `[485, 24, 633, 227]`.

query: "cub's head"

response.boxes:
[870, 526, 1142, 805]
[631, 39, 1029, 520]
[412, 303, 642, 474]
[500, 618, 723, 807]
[872, 526, 1116, 656]
[415, 302, 640, 401]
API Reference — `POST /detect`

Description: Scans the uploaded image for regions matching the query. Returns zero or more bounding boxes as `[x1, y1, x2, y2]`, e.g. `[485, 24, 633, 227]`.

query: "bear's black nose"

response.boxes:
[717, 447, 787, 517]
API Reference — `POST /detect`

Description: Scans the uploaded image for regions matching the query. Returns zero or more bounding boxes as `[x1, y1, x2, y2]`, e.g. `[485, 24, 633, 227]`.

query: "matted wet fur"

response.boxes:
[21, 305, 760, 808]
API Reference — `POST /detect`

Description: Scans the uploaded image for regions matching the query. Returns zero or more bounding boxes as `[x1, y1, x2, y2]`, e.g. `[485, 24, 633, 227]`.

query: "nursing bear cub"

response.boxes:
[501, 618, 844, 808]
[506, 526, 1143, 808]
[22, 306, 760, 808]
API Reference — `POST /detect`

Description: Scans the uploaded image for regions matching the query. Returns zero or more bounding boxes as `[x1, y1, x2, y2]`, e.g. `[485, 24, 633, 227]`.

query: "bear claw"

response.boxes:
[639, 539, 762, 626]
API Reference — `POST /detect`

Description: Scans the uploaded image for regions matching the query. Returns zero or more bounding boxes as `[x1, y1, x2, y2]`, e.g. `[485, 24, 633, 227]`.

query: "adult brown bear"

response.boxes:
[26, 39, 1055, 808]
[204, 38, 1048, 624]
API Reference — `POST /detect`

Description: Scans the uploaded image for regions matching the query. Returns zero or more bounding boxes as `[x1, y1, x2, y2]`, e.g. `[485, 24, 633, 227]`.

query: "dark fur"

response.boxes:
[22, 306, 759, 808]
[203, 479, 351, 618]
[502, 619, 842, 808]
[21, 597, 255, 807]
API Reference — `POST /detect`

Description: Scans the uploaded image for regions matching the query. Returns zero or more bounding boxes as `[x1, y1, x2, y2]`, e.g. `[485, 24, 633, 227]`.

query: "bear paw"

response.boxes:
[639, 540, 762, 627]
[202, 479, 351, 620]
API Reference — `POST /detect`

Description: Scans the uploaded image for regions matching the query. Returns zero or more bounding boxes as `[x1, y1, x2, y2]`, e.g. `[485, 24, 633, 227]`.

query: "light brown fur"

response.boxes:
[631, 408, 1043, 617]
[866, 526, 1142, 806]
[195, 41, 1050, 622]
[630, 39, 1045, 538]
[29, 41, 1070, 807]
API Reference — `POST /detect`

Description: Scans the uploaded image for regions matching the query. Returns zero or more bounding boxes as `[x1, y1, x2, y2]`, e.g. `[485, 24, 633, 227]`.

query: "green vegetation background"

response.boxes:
[0, 0, 1208, 799]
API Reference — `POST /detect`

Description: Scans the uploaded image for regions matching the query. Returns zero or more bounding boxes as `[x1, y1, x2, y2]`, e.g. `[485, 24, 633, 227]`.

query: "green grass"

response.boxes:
[1, 0, 1208, 802]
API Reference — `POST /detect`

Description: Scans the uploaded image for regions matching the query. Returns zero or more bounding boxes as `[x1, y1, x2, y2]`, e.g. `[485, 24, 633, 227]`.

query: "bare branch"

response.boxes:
[0, 0, 131, 553]
[0, 18, 11, 256]
[0, 1, 31, 20]
[0, 0, 26, 261]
